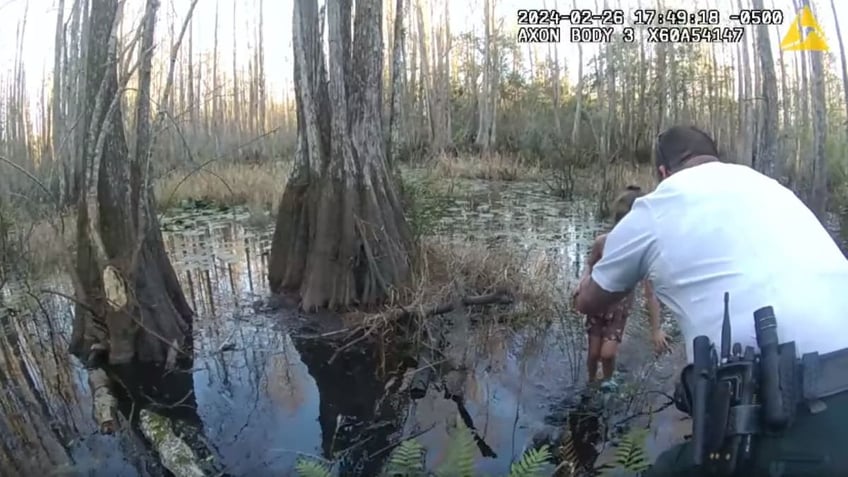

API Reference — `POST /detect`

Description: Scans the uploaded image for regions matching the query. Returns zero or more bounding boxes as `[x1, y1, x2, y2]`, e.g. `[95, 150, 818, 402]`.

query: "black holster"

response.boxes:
[673, 343, 802, 476]
[670, 298, 848, 476]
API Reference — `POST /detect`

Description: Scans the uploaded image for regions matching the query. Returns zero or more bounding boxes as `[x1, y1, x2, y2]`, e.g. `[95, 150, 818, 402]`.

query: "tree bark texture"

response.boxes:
[830, 0, 848, 140]
[806, 0, 828, 218]
[751, 0, 780, 180]
[387, 0, 406, 163]
[69, 0, 193, 367]
[268, 0, 412, 311]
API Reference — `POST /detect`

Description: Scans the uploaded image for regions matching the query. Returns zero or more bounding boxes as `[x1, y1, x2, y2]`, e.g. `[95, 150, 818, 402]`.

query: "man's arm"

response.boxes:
[575, 199, 658, 315]
[574, 277, 630, 315]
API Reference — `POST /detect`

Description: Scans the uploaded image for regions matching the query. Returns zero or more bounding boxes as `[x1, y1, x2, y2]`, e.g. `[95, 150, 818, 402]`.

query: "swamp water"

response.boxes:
[0, 178, 685, 476]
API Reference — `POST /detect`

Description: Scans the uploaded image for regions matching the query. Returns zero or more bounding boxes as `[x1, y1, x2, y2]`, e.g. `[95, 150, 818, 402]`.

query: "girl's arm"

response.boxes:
[581, 234, 607, 281]
[643, 279, 661, 333]
[643, 279, 670, 354]
[574, 235, 607, 310]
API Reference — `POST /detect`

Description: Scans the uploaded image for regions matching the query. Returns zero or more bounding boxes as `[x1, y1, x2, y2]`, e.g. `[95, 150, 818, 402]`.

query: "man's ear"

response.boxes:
[657, 165, 670, 180]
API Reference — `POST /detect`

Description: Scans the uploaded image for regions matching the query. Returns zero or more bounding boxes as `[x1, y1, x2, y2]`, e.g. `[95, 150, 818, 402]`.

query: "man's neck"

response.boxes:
[677, 155, 718, 172]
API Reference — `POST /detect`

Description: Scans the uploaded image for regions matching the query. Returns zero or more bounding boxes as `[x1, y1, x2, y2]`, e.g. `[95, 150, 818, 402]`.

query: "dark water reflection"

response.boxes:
[0, 281, 166, 476]
[1, 179, 628, 476]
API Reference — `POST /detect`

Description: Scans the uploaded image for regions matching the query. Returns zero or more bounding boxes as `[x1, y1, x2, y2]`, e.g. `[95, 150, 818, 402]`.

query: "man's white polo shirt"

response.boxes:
[592, 161, 848, 362]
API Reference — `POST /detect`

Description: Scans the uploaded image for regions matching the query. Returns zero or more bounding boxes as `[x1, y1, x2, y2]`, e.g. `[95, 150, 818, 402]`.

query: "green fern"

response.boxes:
[600, 428, 651, 476]
[557, 431, 579, 467]
[295, 457, 333, 477]
[435, 421, 477, 477]
[384, 439, 426, 476]
[294, 417, 556, 477]
[551, 432, 581, 477]
[507, 445, 552, 477]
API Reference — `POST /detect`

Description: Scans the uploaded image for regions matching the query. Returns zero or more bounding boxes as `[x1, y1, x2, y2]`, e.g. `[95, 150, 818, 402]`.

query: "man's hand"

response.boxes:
[575, 275, 629, 316]
[652, 329, 670, 355]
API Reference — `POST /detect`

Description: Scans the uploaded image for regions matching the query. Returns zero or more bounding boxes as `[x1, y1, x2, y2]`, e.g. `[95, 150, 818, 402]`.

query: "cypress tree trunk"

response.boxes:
[268, 0, 412, 311]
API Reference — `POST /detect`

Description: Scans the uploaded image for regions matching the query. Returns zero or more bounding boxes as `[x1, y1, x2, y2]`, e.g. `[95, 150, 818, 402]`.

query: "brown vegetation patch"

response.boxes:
[330, 238, 566, 367]
[429, 153, 543, 182]
[154, 161, 292, 213]
[1, 213, 75, 277]
[392, 238, 562, 319]
[334, 237, 563, 314]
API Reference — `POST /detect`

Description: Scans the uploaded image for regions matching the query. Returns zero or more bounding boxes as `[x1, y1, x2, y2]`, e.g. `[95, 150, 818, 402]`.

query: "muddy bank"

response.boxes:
[0, 177, 686, 476]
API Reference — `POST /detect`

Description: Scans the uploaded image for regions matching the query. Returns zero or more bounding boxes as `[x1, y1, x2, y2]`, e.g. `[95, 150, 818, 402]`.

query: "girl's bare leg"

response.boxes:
[587, 335, 602, 382]
[600, 339, 620, 380]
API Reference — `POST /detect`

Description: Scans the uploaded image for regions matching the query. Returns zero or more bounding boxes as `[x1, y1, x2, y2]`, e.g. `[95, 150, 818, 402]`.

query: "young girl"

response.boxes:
[578, 186, 666, 385]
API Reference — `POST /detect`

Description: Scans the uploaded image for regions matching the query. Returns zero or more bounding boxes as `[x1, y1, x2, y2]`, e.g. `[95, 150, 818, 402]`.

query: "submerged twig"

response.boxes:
[611, 398, 676, 428]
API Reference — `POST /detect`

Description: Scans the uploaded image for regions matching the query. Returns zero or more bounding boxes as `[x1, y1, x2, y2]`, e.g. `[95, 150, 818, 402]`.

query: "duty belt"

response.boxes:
[800, 346, 848, 412]
[676, 346, 848, 428]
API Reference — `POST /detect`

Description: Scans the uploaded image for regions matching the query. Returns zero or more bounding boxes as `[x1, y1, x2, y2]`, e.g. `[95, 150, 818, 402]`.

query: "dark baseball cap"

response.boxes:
[655, 125, 719, 172]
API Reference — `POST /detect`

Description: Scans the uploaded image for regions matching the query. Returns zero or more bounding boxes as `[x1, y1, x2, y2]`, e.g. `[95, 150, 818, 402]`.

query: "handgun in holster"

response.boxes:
[673, 294, 799, 476]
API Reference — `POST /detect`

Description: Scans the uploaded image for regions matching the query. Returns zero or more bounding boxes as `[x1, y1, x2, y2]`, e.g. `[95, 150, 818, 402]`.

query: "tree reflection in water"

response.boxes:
[292, 335, 411, 476]
[0, 292, 165, 476]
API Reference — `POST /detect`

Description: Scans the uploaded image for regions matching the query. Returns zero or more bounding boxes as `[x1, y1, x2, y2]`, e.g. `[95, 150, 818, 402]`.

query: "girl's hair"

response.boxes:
[612, 185, 645, 224]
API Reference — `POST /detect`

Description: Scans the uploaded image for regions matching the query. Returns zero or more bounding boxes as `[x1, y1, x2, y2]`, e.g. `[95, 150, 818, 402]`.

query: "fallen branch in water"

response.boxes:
[407, 353, 440, 399]
[326, 289, 514, 364]
[394, 288, 514, 321]
[139, 409, 206, 477]
[449, 393, 498, 458]
[88, 367, 118, 434]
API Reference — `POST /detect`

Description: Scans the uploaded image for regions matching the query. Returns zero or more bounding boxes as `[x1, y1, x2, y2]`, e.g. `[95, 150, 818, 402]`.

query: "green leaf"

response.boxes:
[507, 445, 552, 477]
[295, 457, 333, 477]
[384, 439, 426, 477]
[601, 428, 651, 476]
[435, 421, 477, 477]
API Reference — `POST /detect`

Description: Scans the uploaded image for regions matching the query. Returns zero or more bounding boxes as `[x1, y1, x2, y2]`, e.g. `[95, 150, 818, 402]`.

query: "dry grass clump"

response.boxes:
[1, 213, 75, 278]
[398, 238, 563, 318]
[154, 161, 292, 212]
[429, 153, 543, 182]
